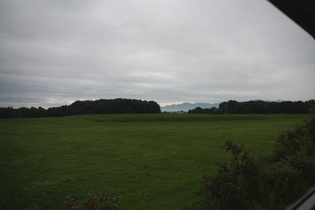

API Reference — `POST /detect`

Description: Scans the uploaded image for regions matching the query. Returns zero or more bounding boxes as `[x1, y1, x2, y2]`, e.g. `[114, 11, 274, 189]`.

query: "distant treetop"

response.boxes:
[0, 98, 161, 118]
[188, 100, 315, 114]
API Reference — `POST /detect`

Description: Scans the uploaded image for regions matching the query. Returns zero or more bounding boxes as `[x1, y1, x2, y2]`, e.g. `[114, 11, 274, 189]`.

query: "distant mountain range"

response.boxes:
[161, 102, 220, 112]
[160, 100, 286, 112]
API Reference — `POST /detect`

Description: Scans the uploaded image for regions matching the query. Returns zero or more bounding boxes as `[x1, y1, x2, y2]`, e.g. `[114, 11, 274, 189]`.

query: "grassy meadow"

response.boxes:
[0, 114, 311, 209]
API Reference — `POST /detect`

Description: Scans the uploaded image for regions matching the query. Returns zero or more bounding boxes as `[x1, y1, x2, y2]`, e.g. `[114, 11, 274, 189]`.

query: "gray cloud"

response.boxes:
[0, 0, 314, 108]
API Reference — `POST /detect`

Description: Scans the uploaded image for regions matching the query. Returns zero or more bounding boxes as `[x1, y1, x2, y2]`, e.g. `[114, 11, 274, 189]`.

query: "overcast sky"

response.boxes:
[0, 0, 314, 108]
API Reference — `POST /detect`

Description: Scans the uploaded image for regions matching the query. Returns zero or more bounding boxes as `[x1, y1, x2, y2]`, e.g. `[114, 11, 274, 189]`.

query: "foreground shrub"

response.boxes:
[261, 114, 315, 208]
[194, 140, 261, 210]
[66, 189, 119, 210]
[193, 114, 315, 210]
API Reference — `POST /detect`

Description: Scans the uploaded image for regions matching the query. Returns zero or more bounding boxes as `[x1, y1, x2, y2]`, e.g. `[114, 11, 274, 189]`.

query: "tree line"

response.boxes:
[2, 99, 314, 118]
[188, 100, 315, 114]
[0, 98, 161, 118]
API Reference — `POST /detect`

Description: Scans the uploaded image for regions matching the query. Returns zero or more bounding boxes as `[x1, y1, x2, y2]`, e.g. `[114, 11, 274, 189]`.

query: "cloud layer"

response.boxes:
[1, 0, 314, 108]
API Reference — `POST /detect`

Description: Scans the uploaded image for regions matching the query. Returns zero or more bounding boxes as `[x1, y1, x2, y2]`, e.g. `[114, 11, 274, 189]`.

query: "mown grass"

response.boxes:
[0, 114, 311, 209]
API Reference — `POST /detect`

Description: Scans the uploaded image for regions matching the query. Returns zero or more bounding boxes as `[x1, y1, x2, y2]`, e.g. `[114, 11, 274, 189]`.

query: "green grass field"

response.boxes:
[0, 114, 311, 209]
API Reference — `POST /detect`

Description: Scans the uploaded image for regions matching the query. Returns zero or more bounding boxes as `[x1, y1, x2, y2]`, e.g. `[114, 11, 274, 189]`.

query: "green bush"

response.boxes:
[193, 114, 315, 210]
[194, 140, 262, 210]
